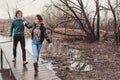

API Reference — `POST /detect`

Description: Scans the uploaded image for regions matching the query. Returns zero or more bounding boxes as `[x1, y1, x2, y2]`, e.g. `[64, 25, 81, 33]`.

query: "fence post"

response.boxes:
[0, 47, 3, 70]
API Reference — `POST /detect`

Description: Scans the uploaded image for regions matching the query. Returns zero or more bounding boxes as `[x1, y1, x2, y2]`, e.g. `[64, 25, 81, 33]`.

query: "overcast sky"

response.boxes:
[0, 0, 115, 19]
[0, 0, 51, 19]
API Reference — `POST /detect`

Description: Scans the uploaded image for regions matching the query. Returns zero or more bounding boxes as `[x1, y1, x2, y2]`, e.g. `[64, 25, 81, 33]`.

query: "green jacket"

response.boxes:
[9, 19, 25, 36]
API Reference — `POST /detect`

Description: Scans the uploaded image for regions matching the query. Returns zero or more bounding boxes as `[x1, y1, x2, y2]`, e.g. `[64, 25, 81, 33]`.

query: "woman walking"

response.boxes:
[25, 14, 52, 76]
[9, 10, 28, 65]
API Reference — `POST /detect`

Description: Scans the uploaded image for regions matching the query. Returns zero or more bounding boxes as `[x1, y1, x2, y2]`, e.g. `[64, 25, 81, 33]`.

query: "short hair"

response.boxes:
[36, 14, 43, 21]
[15, 10, 22, 17]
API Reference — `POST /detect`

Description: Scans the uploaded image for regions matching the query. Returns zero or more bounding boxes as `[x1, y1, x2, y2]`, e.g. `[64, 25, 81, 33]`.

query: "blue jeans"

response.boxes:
[32, 40, 42, 63]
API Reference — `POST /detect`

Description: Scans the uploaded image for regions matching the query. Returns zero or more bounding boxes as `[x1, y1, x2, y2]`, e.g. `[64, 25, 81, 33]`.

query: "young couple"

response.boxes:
[9, 10, 52, 76]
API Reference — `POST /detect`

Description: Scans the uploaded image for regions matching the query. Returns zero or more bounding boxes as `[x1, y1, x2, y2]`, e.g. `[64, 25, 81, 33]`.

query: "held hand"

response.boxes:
[48, 43, 53, 48]
[23, 21, 27, 26]
[50, 43, 53, 46]
[10, 37, 12, 41]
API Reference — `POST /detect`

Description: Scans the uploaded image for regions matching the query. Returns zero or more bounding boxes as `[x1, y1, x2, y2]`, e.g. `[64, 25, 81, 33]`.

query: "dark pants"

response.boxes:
[13, 36, 26, 61]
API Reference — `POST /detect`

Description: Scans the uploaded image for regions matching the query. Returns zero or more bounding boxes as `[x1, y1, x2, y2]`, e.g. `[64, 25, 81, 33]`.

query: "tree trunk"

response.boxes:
[95, 0, 100, 40]
[108, 0, 118, 44]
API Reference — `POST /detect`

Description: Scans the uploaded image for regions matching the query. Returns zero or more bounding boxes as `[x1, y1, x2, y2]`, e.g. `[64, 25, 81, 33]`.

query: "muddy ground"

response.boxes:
[1, 27, 120, 80]
[41, 34, 120, 80]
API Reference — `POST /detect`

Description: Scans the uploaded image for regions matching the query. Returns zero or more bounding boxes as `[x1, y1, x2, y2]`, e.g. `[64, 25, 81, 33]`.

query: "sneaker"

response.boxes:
[23, 61, 28, 65]
[12, 58, 16, 62]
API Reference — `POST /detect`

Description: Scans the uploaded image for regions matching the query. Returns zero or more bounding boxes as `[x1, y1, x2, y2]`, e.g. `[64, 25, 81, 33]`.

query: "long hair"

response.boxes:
[36, 14, 43, 21]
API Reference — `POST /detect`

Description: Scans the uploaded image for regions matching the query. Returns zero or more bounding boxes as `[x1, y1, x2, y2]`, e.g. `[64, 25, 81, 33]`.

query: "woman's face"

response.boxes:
[35, 17, 41, 24]
[17, 11, 22, 19]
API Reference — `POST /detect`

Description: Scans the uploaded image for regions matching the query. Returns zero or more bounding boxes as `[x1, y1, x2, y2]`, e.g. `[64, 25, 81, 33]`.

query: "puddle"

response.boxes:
[0, 69, 16, 80]
[0, 35, 93, 79]
[42, 39, 93, 72]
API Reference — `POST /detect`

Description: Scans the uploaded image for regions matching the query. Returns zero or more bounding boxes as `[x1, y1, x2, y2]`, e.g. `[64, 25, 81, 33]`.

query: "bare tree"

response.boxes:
[101, 0, 120, 44]
[43, 4, 83, 37]
[49, 0, 101, 42]
[108, 0, 118, 44]
[2, 0, 12, 22]
[1, 0, 36, 22]
[95, 0, 100, 40]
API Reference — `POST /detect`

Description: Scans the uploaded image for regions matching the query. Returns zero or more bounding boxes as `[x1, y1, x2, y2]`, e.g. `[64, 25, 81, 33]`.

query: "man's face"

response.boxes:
[17, 11, 22, 19]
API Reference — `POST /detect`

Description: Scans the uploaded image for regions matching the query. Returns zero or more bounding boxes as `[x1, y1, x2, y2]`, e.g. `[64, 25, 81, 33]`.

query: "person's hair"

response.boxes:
[15, 10, 22, 17]
[36, 14, 43, 21]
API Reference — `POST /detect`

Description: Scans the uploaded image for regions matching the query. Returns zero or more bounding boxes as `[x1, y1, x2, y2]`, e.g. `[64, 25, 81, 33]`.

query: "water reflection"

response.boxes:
[0, 35, 93, 79]
[0, 69, 16, 80]
[0, 35, 32, 53]
[45, 39, 93, 72]
[0, 35, 10, 42]
[0, 35, 54, 69]
[25, 38, 32, 53]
